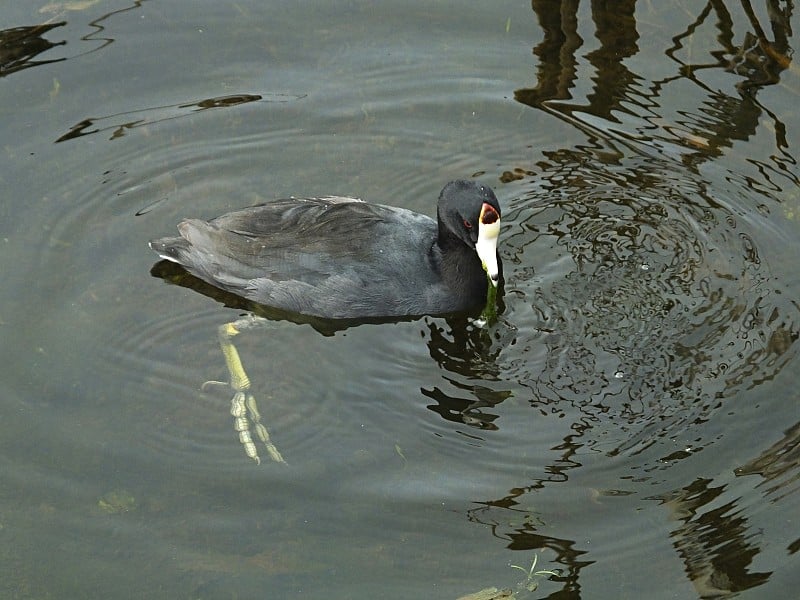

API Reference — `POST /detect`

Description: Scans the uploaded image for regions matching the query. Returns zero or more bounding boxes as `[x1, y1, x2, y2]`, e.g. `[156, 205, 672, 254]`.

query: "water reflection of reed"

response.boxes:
[455, 2, 797, 597]
[54, 94, 299, 143]
[0, 22, 66, 77]
[736, 420, 800, 502]
[516, 0, 794, 171]
[651, 479, 772, 597]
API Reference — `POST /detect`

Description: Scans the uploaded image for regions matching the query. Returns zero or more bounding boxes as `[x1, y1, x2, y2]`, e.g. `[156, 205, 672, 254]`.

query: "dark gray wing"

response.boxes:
[150, 197, 442, 318]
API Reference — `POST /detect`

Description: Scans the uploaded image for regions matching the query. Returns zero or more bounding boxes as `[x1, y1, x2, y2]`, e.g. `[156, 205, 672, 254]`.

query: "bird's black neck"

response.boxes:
[436, 230, 488, 300]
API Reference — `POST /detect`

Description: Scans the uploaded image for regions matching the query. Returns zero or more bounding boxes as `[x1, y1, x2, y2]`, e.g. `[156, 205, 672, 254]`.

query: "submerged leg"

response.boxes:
[215, 315, 286, 465]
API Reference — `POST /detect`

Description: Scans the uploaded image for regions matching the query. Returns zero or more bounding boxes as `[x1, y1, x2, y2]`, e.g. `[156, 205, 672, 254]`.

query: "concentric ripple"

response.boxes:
[496, 153, 800, 466]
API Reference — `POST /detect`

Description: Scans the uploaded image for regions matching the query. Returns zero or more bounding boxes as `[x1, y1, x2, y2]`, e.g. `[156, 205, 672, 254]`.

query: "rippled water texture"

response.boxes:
[1, 1, 798, 599]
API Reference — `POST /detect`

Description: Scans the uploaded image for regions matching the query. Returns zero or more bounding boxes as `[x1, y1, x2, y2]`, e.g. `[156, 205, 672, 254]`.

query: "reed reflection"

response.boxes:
[457, 1, 797, 597]
[736, 420, 800, 503]
[516, 0, 794, 171]
[651, 479, 772, 597]
[0, 22, 66, 77]
[40, 0, 148, 55]
[465, 425, 590, 598]
[55, 94, 296, 143]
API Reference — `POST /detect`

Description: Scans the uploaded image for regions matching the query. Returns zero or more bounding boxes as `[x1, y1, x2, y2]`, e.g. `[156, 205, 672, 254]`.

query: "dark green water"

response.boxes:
[0, 1, 798, 598]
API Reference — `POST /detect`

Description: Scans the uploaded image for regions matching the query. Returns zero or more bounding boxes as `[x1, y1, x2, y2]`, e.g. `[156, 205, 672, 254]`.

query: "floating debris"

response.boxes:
[97, 489, 136, 514]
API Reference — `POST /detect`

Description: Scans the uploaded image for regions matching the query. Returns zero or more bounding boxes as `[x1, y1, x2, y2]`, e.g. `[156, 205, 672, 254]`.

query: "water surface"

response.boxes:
[1, 1, 798, 599]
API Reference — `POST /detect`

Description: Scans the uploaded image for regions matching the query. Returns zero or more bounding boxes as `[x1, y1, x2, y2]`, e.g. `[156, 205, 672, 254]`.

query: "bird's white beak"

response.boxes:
[476, 203, 500, 286]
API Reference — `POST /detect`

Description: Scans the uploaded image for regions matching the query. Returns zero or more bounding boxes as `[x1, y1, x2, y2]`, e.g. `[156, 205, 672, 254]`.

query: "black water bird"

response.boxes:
[149, 180, 502, 319]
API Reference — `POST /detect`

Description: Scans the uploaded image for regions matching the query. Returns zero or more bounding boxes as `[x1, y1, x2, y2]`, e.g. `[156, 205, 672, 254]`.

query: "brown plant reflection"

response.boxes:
[736, 420, 800, 503]
[55, 94, 304, 143]
[515, 0, 795, 171]
[0, 22, 66, 77]
[650, 479, 771, 597]
[40, 0, 148, 56]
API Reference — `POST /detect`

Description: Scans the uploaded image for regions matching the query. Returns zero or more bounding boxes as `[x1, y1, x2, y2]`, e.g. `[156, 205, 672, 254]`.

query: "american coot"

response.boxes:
[149, 180, 502, 319]
[148, 180, 502, 463]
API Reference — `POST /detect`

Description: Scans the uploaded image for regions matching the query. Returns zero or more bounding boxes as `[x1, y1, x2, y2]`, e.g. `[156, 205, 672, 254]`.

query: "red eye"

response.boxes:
[463, 219, 472, 229]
